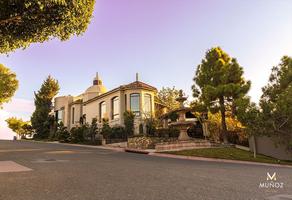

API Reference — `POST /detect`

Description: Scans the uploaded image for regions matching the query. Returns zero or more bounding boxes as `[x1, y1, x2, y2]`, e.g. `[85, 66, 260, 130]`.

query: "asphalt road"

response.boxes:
[0, 140, 291, 200]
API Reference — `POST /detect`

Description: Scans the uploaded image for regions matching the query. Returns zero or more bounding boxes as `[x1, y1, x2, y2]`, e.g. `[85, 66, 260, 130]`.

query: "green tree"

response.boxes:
[157, 87, 180, 110]
[0, 0, 95, 54]
[192, 47, 251, 143]
[0, 64, 18, 107]
[259, 56, 292, 137]
[31, 76, 59, 139]
[6, 117, 33, 138]
[123, 111, 134, 137]
[88, 118, 98, 143]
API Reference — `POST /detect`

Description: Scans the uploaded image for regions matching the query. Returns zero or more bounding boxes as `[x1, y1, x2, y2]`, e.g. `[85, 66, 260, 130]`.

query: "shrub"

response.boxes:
[111, 126, 126, 139]
[124, 111, 134, 137]
[57, 128, 70, 143]
[139, 124, 144, 134]
[71, 125, 88, 143]
[145, 118, 157, 136]
[155, 128, 179, 138]
[208, 112, 248, 144]
[100, 118, 112, 139]
[88, 118, 98, 144]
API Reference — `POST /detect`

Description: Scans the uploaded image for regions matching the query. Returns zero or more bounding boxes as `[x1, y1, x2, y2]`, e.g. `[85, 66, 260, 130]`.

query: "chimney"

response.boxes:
[136, 73, 139, 82]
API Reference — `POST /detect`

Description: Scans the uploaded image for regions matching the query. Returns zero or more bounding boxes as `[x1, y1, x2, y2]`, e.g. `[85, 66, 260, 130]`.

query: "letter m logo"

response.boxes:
[267, 172, 276, 181]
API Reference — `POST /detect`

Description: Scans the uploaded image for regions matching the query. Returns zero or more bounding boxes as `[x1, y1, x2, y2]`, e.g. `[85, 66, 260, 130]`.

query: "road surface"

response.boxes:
[0, 140, 291, 200]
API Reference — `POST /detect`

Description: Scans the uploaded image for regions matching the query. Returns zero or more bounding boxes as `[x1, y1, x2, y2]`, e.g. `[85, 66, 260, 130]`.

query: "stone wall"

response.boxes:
[127, 136, 166, 149]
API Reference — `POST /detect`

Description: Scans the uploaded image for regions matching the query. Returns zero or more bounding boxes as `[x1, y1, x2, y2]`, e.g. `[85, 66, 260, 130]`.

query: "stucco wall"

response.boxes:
[249, 136, 292, 161]
[54, 84, 157, 135]
[70, 103, 82, 129]
[54, 96, 73, 127]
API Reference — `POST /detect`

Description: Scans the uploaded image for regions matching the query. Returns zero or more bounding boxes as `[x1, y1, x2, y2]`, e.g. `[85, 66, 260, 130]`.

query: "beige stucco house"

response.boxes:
[53, 73, 158, 134]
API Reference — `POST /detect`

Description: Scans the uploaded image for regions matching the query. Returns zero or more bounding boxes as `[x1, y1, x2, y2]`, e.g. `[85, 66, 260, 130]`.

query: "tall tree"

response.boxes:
[0, 64, 18, 107]
[0, 0, 95, 54]
[31, 76, 59, 139]
[192, 47, 251, 143]
[260, 56, 292, 137]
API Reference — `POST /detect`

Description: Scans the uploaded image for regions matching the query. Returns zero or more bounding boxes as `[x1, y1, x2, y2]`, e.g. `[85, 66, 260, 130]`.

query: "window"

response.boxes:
[130, 93, 140, 116]
[55, 109, 63, 123]
[99, 101, 106, 122]
[72, 107, 75, 124]
[112, 97, 120, 120]
[125, 94, 127, 110]
[144, 94, 152, 116]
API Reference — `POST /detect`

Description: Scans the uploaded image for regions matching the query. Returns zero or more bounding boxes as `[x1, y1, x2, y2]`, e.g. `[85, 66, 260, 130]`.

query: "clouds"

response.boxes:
[0, 98, 34, 140]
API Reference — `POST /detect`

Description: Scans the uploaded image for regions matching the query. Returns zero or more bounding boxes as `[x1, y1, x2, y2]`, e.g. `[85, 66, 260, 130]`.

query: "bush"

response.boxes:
[57, 129, 70, 143]
[54, 122, 70, 142]
[100, 119, 112, 139]
[71, 125, 88, 143]
[145, 118, 157, 136]
[222, 130, 249, 147]
[139, 124, 144, 134]
[208, 112, 248, 144]
[124, 111, 134, 137]
[111, 126, 126, 139]
[155, 128, 179, 138]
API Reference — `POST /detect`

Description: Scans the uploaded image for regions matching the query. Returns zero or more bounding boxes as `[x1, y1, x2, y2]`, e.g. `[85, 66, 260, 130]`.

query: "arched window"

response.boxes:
[130, 93, 140, 116]
[112, 96, 120, 120]
[144, 94, 152, 116]
[99, 101, 106, 122]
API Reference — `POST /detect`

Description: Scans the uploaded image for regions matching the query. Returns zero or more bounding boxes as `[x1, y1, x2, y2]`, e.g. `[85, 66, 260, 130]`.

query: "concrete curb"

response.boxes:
[149, 153, 292, 169]
[21, 140, 125, 152]
[125, 148, 149, 154]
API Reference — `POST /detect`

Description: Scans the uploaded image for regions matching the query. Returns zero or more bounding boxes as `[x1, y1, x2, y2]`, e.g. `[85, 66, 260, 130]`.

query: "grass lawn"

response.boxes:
[165, 147, 292, 165]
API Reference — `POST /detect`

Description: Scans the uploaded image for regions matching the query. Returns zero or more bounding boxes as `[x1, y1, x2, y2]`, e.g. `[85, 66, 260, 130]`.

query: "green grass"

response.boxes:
[166, 147, 292, 165]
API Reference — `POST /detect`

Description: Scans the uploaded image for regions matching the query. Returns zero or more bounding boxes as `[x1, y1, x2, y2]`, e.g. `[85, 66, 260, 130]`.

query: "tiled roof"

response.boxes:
[122, 81, 157, 91]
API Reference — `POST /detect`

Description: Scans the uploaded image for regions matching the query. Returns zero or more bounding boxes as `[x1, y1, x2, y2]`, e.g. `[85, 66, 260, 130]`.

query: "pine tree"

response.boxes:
[31, 76, 59, 139]
[192, 47, 251, 143]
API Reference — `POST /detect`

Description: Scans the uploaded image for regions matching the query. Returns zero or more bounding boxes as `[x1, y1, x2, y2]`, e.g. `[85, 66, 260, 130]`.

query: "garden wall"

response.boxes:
[249, 136, 292, 161]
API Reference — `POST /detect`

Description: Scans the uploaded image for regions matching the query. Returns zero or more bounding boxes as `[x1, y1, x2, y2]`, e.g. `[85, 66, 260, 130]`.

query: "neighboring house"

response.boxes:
[53, 73, 162, 134]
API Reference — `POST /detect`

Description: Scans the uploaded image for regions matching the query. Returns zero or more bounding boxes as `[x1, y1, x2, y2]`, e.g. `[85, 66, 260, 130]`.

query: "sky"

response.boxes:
[0, 0, 292, 139]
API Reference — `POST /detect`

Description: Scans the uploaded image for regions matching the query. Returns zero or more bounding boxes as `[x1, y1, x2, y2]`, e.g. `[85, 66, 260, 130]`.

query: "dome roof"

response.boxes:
[84, 72, 107, 94]
[85, 84, 107, 94]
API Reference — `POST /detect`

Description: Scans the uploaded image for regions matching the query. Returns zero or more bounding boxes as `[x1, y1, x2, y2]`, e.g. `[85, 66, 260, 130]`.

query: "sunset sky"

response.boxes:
[0, 0, 292, 139]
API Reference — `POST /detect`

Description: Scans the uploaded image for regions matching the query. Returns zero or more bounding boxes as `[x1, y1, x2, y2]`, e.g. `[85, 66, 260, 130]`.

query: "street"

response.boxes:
[0, 140, 291, 200]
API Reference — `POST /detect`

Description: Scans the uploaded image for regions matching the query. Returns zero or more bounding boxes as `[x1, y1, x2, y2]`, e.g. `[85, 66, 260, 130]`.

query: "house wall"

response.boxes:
[54, 96, 73, 128]
[249, 136, 292, 161]
[54, 87, 157, 135]
[124, 89, 156, 134]
[70, 103, 82, 129]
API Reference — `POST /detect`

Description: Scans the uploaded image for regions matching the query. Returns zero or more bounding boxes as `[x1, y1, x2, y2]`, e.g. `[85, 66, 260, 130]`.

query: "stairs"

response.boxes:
[155, 139, 219, 152]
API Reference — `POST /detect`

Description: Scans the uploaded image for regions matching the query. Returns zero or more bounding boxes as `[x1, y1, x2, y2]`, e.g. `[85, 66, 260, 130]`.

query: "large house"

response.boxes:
[53, 73, 163, 134]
